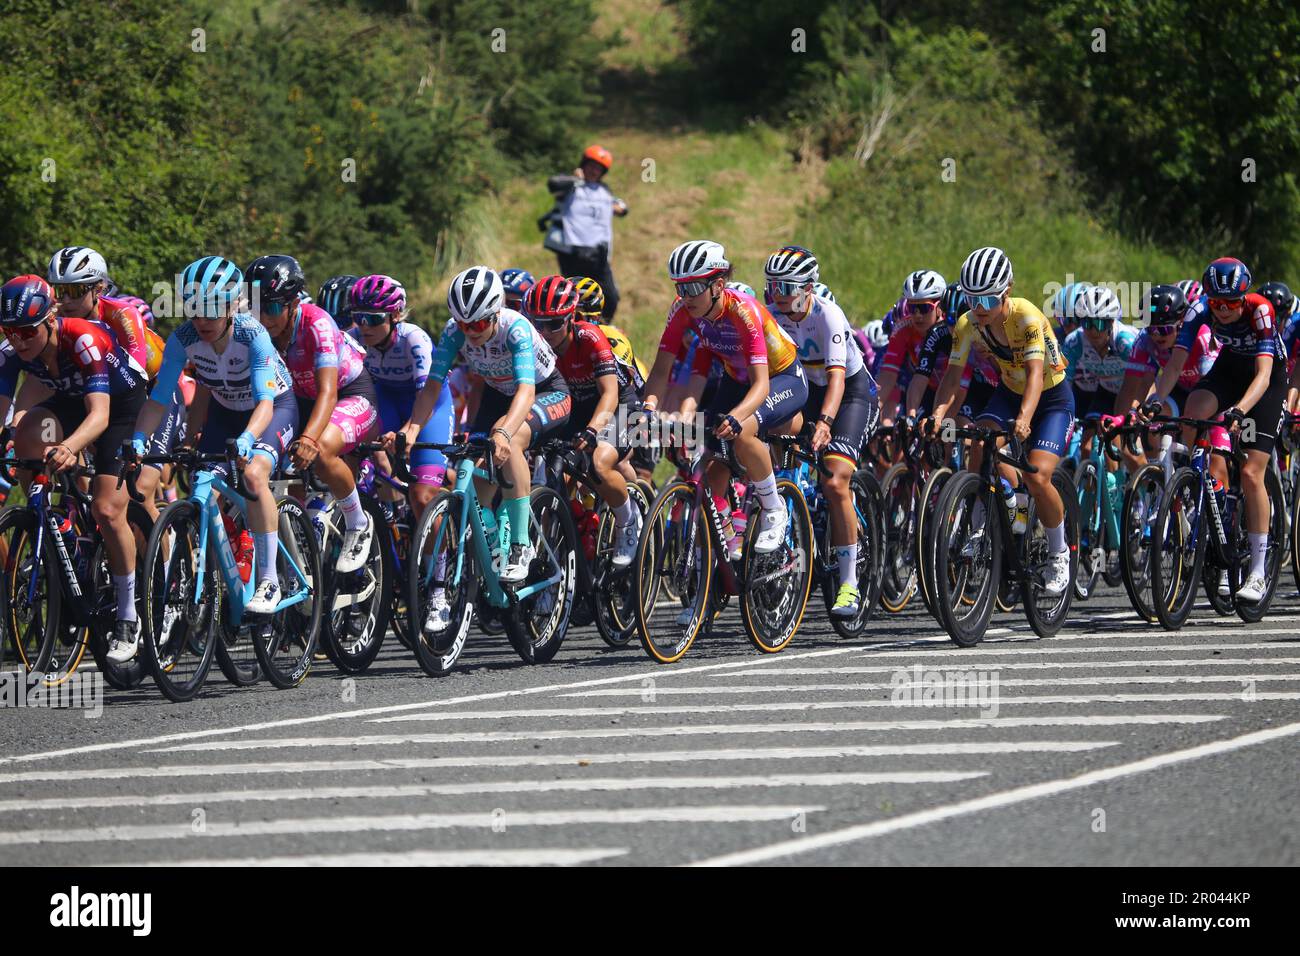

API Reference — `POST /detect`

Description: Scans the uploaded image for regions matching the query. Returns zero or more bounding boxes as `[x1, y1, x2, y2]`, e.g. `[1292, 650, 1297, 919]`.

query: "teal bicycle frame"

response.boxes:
[423, 454, 563, 607]
[1079, 421, 1125, 557]
[191, 469, 312, 623]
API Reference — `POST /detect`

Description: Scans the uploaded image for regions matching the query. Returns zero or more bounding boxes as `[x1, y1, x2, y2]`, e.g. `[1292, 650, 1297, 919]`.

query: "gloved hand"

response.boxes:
[129, 432, 148, 458]
[235, 430, 255, 460]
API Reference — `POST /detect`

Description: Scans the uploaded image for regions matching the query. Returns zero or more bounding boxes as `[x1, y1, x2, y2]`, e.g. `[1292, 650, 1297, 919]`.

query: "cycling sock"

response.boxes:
[255, 532, 278, 585]
[612, 495, 635, 527]
[338, 488, 367, 531]
[836, 544, 858, 590]
[1248, 532, 1268, 579]
[113, 574, 137, 623]
[752, 473, 780, 511]
[1045, 520, 1066, 554]
[503, 495, 531, 552]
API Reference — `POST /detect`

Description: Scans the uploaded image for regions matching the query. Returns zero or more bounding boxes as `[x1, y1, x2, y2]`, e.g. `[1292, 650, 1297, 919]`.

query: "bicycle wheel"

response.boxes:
[1150, 467, 1205, 631]
[1203, 562, 1233, 615]
[635, 480, 712, 664]
[503, 485, 577, 665]
[253, 498, 322, 689]
[594, 481, 649, 648]
[820, 471, 881, 639]
[932, 471, 999, 647]
[1119, 463, 1164, 624]
[84, 502, 154, 690]
[741, 479, 813, 653]
[408, 491, 476, 677]
[141, 499, 218, 702]
[1234, 467, 1285, 623]
[0, 506, 60, 678]
[1020, 468, 1079, 639]
[213, 507, 262, 688]
[878, 463, 917, 613]
[1072, 459, 1103, 601]
[319, 495, 392, 673]
[914, 465, 952, 617]
[1291, 469, 1300, 593]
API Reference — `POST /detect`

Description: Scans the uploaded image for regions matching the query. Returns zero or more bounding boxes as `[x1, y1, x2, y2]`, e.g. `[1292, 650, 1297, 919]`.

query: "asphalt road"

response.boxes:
[3, 585, 1298, 867]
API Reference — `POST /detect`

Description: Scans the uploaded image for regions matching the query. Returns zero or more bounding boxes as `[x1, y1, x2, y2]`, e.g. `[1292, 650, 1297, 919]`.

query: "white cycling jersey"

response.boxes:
[429, 310, 558, 396]
[353, 321, 433, 400]
[772, 293, 864, 387]
[151, 313, 292, 411]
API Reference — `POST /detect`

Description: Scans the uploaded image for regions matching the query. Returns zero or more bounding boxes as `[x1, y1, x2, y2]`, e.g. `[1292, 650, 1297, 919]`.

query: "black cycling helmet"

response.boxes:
[318, 274, 360, 328]
[1144, 284, 1188, 327]
[1256, 281, 1294, 320]
[245, 254, 306, 304]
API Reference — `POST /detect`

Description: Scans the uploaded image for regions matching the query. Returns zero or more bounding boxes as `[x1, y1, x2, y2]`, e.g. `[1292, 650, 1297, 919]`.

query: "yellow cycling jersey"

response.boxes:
[950, 297, 1066, 395]
[600, 324, 648, 387]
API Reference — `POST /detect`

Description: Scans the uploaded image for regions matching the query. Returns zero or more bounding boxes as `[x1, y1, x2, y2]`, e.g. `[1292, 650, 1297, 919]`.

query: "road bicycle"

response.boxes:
[1072, 414, 1127, 600]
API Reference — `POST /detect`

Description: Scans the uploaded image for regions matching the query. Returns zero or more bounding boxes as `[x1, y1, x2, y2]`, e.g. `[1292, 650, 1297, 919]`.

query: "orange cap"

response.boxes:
[582, 144, 613, 171]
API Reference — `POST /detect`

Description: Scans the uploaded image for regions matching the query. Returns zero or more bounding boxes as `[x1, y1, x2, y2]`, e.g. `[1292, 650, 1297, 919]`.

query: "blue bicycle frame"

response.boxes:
[190, 470, 311, 624]
[424, 455, 562, 608]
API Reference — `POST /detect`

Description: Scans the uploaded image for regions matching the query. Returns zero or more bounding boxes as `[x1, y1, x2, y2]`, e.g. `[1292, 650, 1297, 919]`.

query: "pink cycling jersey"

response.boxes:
[1125, 322, 1219, 392]
[282, 302, 367, 399]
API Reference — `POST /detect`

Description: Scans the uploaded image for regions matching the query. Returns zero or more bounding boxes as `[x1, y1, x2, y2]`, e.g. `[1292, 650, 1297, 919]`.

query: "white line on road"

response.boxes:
[145, 712, 1249, 753]
[0, 806, 820, 846]
[687, 720, 1300, 866]
[108, 848, 630, 867]
[699, 657, 1300, 678]
[0, 741, 1117, 785]
[549, 690, 1299, 705]
[371, 709, 1225, 727]
[554, 676, 1300, 696]
[840, 641, 1294, 662]
[0, 772, 988, 813]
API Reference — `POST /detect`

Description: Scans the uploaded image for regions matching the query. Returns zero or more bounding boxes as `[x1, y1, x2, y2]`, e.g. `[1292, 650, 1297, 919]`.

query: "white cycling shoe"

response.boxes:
[753, 507, 788, 554]
[337, 514, 374, 574]
[1042, 550, 1071, 596]
[423, 589, 452, 635]
[247, 580, 281, 615]
[1238, 573, 1267, 603]
[611, 512, 642, 569]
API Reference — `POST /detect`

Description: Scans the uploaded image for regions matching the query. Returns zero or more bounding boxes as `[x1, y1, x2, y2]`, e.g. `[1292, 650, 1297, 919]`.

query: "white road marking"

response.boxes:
[109, 848, 630, 867]
[687, 720, 1300, 866]
[145, 711, 1257, 754]
[0, 772, 988, 813]
[0, 741, 1117, 785]
[702, 657, 1300, 678]
[0, 805, 820, 846]
[842, 641, 1293, 661]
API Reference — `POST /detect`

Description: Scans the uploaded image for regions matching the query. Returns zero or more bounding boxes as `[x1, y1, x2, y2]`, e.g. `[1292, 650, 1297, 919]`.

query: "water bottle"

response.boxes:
[1013, 492, 1029, 536]
[729, 507, 748, 559]
[306, 495, 328, 540]
[999, 478, 1019, 530]
[358, 458, 375, 494]
[1208, 476, 1229, 541]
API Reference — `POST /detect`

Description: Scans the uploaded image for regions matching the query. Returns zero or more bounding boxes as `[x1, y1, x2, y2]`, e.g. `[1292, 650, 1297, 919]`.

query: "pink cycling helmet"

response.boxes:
[350, 274, 407, 314]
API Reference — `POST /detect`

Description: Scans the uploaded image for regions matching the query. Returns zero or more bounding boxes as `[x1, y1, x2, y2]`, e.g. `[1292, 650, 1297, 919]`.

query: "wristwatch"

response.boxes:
[819, 414, 835, 426]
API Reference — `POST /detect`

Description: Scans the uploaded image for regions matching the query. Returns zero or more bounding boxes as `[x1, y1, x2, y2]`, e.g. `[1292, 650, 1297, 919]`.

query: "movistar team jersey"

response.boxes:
[949, 298, 1067, 396]
[428, 310, 558, 396]
[1062, 322, 1139, 393]
[151, 313, 293, 410]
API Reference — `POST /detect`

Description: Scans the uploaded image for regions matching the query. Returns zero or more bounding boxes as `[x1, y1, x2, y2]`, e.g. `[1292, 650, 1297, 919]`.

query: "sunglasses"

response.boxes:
[259, 298, 295, 316]
[766, 280, 810, 297]
[675, 280, 712, 298]
[965, 292, 1002, 311]
[906, 300, 938, 314]
[53, 283, 95, 299]
[1149, 324, 1177, 336]
[527, 315, 569, 333]
[1082, 317, 1113, 331]
[455, 317, 493, 335]
[1208, 297, 1242, 310]
[2, 324, 44, 341]
[353, 311, 393, 327]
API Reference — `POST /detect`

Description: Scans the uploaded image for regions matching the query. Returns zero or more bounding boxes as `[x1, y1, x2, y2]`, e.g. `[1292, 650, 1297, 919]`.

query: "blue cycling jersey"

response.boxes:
[151, 313, 292, 410]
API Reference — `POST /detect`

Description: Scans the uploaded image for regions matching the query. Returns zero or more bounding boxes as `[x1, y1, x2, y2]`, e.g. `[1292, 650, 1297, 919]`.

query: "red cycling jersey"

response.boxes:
[6, 317, 144, 397]
[556, 320, 634, 403]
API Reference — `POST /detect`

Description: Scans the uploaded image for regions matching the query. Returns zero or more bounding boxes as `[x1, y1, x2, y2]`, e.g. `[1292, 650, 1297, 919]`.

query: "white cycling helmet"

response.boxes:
[1075, 285, 1123, 323]
[48, 245, 109, 285]
[668, 240, 730, 282]
[447, 266, 504, 324]
[812, 282, 836, 303]
[959, 246, 1013, 296]
[902, 269, 946, 301]
[764, 245, 819, 284]
[864, 319, 889, 349]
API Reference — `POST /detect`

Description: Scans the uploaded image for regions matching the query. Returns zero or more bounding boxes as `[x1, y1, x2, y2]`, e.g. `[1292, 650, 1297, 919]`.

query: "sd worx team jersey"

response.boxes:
[1126, 323, 1219, 392]
[279, 302, 367, 400]
[659, 288, 798, 384]
[429, 310, 558, 396]
[152, 314, 293, 410]
[949, 298, 1067, 396]
[0, 317, 144, 398]
[90, 295, 150, 378]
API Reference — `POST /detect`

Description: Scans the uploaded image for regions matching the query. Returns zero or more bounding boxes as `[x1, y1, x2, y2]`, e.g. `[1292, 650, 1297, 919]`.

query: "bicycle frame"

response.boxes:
[20, 472, 95, 625]
[189, 470, 311, 625]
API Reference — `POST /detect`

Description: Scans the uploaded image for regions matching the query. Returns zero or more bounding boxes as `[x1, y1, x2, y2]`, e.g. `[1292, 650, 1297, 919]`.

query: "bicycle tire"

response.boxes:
[1020, 468, 1079, 639]
[1150, 467, 1205, 631]
[85, 502, 155, 690]
[741, 479, 812, 653]
[1234, 466, 1285, 623]
[141, 499, 219, 702]
[1072, 458, 1102, 601]
[594, 481, 650, 648]
[408, 491, 476, 677]
[914, 465, 951, 618]
[318, 494, 392, 673]
[1119, 463, 1164, 624]
[878, 462, 917, 613]
[635, 480, 712, 664]
[820, 471, 883, 639]
[0, 506, 60, 678]
[252, 498, 323, 688]
[505, 484, 578, 665]
[932, 471, 998, 647]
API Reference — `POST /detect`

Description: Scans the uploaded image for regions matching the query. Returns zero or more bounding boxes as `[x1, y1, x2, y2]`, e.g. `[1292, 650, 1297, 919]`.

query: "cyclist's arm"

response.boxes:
[63, 391, 111, 457]
[187, 384, 212, 442]
[904, 372, 929, 419]
[1151, 347, 1190, 403]
[820, 365, 846, 422]
[301, 366, 338, 444]
[589, 371, 620, 434]
[677, 372, 707, 421]
[13, 375, 52, 414]
[640, 349, 678, 413]
[404, 325, 459, 436]
[1115, 369, 1153, 415]
[729, 363, 771, 426]
[929, 356, 967, 424]
[874, 368, 899, 419]
[132, 398, 168, 444]
[1017, 359, 1044, 428]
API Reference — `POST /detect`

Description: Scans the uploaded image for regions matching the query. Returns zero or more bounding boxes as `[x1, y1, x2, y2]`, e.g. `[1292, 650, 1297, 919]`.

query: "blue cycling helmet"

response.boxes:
[0, 275, 57, 327]
[1051, 281, 1092, 325]
[1202, 257, 1251, 299]
[500, 268, 536, 298]
[940, 281, 963, 322]
[180, 256, 243, 319]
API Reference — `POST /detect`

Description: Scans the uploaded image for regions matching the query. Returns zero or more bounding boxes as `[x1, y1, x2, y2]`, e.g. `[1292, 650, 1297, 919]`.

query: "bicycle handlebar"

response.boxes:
[942, 424, 1039, 474]
[118, 439, 257, 503]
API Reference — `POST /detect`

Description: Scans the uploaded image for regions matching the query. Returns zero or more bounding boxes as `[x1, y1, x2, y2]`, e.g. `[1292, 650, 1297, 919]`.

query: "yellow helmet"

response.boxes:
[568, 276, 605, 321]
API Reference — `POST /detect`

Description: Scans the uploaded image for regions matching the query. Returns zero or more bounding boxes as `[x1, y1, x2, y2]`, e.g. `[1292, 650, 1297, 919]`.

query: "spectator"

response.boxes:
[538, 144, 628, 319]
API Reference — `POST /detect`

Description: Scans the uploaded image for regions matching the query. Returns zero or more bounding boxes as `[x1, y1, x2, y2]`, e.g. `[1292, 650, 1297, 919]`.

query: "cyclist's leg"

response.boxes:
[408, 379, 454, 519]
[232, 394, 297, 595]
[1238, 377, 1287, 590]
[1183, 383, 1229, 488]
